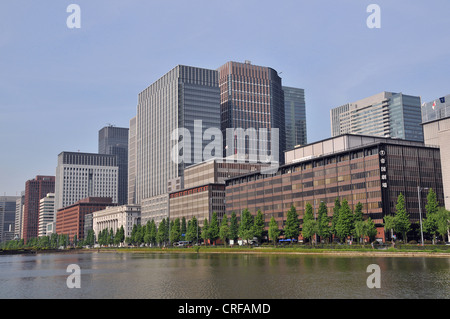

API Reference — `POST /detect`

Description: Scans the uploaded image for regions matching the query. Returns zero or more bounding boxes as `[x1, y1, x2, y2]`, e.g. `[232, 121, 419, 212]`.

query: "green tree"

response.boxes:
[229, 212, 239, 243]
[156, 219, 167, 247]
[394, 193, 411, 243]
[186, 217, 198, 244]
[219, 214, 230, 247]
[336, 199, 353, 243]
[331, 198, 341, 241]
[284, 205, 300, 244]
[201, 218, 210, 245]
[252, 210, 265, 243]
[424, 188, 439, 243]
[268, 216, 280, 247]
[354, 202, 364, 222]
[170, 218, 181, 243]
[209, 212, 220, 245]
[436, 207, 450, 242]
[302, 203, 316, 245]
[317, 201, 330, 243]
[239, 209, 254, 244]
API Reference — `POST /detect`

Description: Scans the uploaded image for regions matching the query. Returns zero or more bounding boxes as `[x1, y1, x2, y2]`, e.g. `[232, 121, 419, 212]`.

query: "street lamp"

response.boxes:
[417, 186, 429, 247]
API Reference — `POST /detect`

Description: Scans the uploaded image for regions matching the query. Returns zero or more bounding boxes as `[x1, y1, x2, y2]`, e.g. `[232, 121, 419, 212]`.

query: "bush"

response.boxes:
[408, 240, 418, 245]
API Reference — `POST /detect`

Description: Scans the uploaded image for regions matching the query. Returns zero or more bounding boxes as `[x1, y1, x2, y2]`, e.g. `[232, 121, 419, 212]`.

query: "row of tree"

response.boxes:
[385, 189, 450, 243]
[2, 190, 448, 250]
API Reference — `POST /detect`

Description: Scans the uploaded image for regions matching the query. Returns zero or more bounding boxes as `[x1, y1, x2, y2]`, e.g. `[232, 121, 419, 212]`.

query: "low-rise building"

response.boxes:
[92, 204, 141, 239]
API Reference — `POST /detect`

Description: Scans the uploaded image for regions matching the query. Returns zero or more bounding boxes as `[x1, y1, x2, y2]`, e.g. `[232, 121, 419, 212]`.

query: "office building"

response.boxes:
[23, 176, 55, 243]
[55, 152, 118, 211]
[330, 92, 424, 142]
[226, 134, 444, 242]
[14, 192, 25, 240]
[128, 116, 137, 204]
[92, 204, 141, 239]
[55, 197, 114, 242]
[283, 86, 307, 149]
[0, 196, 20, 242]
[99, 125, 129, 205]
[134, 65, 220, 204]
[421, 94, 450, 124]
[218, 61, 285, 164]
[423, 114, 450, 209]
[38, 193, 55, 237]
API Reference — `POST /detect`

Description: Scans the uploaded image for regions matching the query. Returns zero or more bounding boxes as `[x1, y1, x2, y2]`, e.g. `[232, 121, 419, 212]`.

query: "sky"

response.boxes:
[1, 0, 450, 196]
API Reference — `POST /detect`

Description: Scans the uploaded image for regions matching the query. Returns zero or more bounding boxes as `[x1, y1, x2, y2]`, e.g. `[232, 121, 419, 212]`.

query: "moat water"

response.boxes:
[0, 251, 449, 299]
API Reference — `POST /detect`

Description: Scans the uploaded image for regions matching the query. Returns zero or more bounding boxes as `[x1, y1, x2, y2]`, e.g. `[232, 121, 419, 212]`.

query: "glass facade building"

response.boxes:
[99, 126, 129, 205]
[422, 94, 450, 124]
[135, 65, 221, 204]
[283, 86, 307, 150]
[330, 92, 424, 142]
[218, 61, 285, 164]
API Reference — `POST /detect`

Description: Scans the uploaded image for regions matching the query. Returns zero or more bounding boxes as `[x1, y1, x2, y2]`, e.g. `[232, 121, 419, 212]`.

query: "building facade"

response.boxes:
[218, 61, 286, 164]
[14, 192, 24, 240]
[92, 204, 141, 239]
[423, 115, 450, 209]
[226, 134, 444, 242]
[135, 65, 221, 204]
[330, 92, 424, 142]
[55, 197, 114, 242]
[99, 125, 129, 205]
[0, 196, 20, 242]
[283, 86, 307, 150]
[38, 193, 55, 237]
[23, 176, 55, 243]
[55, 152, 118, 211]
[128, 116, 137, 204]
[422, 94, 450, 124]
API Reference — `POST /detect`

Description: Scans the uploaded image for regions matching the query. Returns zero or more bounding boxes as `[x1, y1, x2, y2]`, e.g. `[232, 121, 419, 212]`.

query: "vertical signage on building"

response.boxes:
[379, 148, 388, 189]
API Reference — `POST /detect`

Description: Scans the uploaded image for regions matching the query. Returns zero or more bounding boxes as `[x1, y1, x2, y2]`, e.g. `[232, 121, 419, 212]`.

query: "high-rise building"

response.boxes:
[23, 176, 55, 243]
[55, 152, 118, 211]
[38, 193, 55, 237]
[283, 86, 307, 149]
[330, 92, 423, 142]
[134, 65, 221, 204]
[0, 196, 20, 243]
[421, 94, 450, 124]
[218, 61, 285, 164]
[14, 191, 25, 240]
[98, 125, 129, 205]
[128, 117, 137, 204]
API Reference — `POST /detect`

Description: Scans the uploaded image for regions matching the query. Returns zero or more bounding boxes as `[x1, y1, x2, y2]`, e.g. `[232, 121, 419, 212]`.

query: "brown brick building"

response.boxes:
[23, 176, 55, 243]
[55, 197, 114, 242]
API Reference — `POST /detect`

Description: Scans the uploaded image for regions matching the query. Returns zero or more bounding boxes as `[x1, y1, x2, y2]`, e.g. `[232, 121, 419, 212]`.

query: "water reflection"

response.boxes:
[0, 252, 449, 299]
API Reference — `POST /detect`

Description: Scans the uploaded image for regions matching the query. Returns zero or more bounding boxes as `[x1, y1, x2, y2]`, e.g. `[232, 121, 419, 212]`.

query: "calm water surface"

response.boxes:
[0, 252, 449, 299]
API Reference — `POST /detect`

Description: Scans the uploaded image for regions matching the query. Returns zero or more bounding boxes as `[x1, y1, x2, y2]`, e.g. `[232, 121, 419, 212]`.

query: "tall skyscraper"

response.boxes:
[54, 152, 118, 211]
[0, 196, 20, 242]
[38, 193, 55, 237]
[218, 61, 285, 164]
[98, 125, 129, 205]
[128, 117, 137, 204]
[330, 91, 423, 142]
[23, 176, 55, 242]
[283, 86, 307, 150]
[134, 65, 220, 204]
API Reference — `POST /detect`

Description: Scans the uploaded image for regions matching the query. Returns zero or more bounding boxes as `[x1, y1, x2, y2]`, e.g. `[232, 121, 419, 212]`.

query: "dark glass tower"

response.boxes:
[283, 86, 307, 150]
[99, 126, 129, 205]
[218, 61, 285, 164]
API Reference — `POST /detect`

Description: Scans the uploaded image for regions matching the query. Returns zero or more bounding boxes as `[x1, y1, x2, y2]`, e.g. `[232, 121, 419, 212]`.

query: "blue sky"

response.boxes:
[1, 0, 449, 196]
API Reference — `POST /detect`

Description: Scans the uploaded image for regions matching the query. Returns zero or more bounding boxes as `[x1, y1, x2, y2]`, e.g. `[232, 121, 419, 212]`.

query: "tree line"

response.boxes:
[384, 189, 450, 243]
